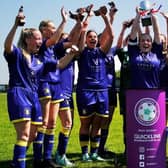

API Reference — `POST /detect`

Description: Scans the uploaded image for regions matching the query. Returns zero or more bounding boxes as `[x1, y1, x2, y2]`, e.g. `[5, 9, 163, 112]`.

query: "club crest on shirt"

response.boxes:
[105, 110, 109, 114]
[92, 58, 98, 65]
[44, 88, 50, 94]
[37, 59, 42, 65]
[82, 109, 87, 115]
[38, 116, 42, 120]
[24, 108, 30, 115]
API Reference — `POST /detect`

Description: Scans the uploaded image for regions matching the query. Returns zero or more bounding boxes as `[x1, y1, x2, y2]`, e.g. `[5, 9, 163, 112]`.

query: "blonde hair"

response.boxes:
[17, 28, 37, 50]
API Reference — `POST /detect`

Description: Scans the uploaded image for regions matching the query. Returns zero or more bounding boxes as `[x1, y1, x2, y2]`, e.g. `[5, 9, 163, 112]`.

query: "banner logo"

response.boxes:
[134, 98, 160, 126]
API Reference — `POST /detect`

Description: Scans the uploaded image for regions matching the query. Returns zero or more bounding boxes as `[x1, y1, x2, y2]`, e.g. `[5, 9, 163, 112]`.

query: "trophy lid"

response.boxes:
[140, 0, 151, 11]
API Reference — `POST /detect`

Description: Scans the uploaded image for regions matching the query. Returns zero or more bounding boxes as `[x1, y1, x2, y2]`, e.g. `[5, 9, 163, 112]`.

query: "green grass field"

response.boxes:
[0, 93, 125, 167]
[0, 93, 167, 168]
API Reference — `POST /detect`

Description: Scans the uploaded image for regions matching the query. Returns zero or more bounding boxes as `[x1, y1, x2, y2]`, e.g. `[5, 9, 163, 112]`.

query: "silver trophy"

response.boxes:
[139, 0, 152, 27]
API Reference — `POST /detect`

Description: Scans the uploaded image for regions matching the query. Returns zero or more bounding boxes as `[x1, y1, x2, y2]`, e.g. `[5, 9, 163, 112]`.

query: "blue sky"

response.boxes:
[0, 0, 167, 84]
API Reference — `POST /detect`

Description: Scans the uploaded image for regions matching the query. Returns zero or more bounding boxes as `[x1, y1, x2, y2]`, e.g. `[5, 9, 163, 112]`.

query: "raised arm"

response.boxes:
[78, 11, 93, 52]
[57, 45, 79, 69]
[4, 12, 23, 53]
[99, 7, 116, 46]
[130, 10, 141, 40]
[151, 13, 161, 44]
[99, 9, 113, 53]
[67, 21, 82, 46]
[68, 4, 93, 47]
[46, 7, 68, 47]
[160, 12, 168, 45]
[116, 20, 130, 49]
[160, 12, 168, 61]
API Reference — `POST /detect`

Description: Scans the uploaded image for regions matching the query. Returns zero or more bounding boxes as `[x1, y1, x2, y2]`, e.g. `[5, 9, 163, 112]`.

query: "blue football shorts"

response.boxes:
[7, 87, 42, 124]
[76, 90, 109, 117]
[38, 82, 64, 103]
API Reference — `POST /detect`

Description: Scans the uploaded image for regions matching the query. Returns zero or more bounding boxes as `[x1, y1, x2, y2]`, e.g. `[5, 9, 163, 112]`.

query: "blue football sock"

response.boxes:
[44, 128, 55, 159]
[12, 140, 27, 168]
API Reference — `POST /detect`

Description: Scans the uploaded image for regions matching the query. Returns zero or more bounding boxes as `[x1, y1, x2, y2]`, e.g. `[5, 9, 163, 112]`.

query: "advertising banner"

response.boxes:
[126, 89, 166, 168]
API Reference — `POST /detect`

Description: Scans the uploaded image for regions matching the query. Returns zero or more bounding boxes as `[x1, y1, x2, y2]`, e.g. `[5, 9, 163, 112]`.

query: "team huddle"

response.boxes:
[3, 1, 168, 168]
